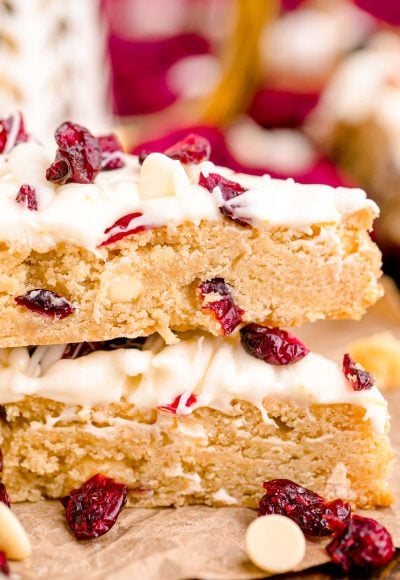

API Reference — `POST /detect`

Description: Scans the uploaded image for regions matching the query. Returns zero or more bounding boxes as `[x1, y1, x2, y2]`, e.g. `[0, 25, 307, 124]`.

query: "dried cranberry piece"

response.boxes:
[199, 172, 250, 226]
[343, 353, 374, 391]
[63, 474, 127, 540]
[100, 212, 148, 246]
[157, 393, 198, 415]
[0, 112, 29, 155]
[240, 324, 310, 365]
[198, 278, 244, 336]
[138, 150, 149, 165]
[138, 134, 211, 165]
[45, 156, 72, 184]
[46, 122, 102, 185]
[15, 289, 75, 319]
[258, 479, 351, 537]
[163, 134, 211, 164]
[62, 338, 144, 360]
[15, 184, 38, 211]
[62, 342, 104, 360]
[326, 515, 395, 572]
[98, 133, 125, 170]
[0, 484, 10, 508]
[0, 551, 9, 576]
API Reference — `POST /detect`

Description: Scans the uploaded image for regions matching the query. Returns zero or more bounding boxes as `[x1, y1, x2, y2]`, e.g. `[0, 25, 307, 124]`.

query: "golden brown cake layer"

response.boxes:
[0, 396, 394, 509]
[1, 214, 382, 347]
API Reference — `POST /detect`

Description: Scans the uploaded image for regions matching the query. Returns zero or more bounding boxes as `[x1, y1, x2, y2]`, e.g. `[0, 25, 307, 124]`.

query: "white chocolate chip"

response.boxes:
[139, 152, 190, 200]
[245, 515, 306, 574]
[107, 276, 143, 302]
[0, 503, 31, 560]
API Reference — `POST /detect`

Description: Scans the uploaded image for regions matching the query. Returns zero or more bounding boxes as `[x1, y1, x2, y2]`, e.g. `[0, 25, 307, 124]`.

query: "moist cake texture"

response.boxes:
[0, 335, 394, 508]
[0, 136, 382, 346]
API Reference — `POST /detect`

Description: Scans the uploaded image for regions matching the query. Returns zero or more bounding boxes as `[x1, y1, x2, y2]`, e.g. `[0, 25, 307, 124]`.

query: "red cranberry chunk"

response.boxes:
[138, 150, 149, 165]
[63, 474, 127, 540]
[45, 156, 72, 184]
[199, 172, 250, 226]
[158, 393, 198, 415]
[0, 484, 10, 508]
[62, 338, 144, 360]
[46, 121, 102, 185]
[0, 551, 9, 577]
[98, 133, 125, 170]
[326, 515, 395, 572]
[240, 324, 309, 365]
[163, 134, 211, 164]
[343, 353, 374, 391]
[198, 278, 244, 335]
[15, 289, 75, 319]
[258, 479, 351, 537]
[0, 112, 29, 155]
[15, 184, 38, 211]
[100, 212, 148, 246]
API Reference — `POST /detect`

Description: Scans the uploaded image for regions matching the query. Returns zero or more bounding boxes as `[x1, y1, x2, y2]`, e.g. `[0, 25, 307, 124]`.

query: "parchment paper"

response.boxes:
[10, 278, 400, 580]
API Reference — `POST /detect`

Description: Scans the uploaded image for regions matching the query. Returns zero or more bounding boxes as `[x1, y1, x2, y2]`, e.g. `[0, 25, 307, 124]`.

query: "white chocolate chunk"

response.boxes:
[245, 514, 306, 574]
[107, 276, 143, 302]
[138, 152, 190, 199]
[0, 503, 31, 560]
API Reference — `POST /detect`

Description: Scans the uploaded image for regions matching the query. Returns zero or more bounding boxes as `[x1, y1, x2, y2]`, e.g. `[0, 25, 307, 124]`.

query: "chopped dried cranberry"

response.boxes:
[45, 156, 71, 184]
[0, 112, 29, 155]
[198, 278, 244, 335]
[102, 337, 146, 350]
[0, 551, 9, 577]
[15, 289, 75, 319]
[46, 122, 102, 185]
[199, 172, 250, 226]
[63, 474, 127, 540]
[15, 184, 38, 211]
[326, 515, 395, 572]
[100, 212, 148, 246]
[163, 134, 211, 164]
[343, 354, 374, 391]
[0, 408, 5, 423]
[0, 484, 10, 508]
[62, 337, 144, 360]
[138, 134, 211, 165]
[62, 342, 104, 360]
[157, 393, 198, 415]
[138, 150, 150, 165]
[98, 133, 125, 170]
[240, 324, 310, 365]
[258, 479, 351, 537]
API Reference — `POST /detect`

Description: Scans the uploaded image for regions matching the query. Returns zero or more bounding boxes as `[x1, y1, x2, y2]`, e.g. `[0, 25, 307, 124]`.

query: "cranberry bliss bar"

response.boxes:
[0, 116, 382, 346]
[0, 332, 394, 508]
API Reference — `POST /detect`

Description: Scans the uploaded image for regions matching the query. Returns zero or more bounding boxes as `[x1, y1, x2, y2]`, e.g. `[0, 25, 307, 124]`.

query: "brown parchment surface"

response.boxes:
[10, 278, 400, 580]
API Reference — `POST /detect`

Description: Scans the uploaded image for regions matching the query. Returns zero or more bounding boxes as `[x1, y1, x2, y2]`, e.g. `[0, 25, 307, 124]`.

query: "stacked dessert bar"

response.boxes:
[0, 0, 108, 140]
[308, 32, 400, 253]
[0, 114, 394, 509]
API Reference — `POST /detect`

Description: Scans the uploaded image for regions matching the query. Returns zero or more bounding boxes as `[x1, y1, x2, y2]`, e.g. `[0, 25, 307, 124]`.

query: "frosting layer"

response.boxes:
[0, 336, 388, 433]
[0, 143, 378, 252]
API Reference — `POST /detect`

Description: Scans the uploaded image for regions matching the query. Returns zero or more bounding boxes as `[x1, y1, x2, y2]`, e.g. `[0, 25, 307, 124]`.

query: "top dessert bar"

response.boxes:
[0, 116, 382, 346]
[0, 0, 108, 140]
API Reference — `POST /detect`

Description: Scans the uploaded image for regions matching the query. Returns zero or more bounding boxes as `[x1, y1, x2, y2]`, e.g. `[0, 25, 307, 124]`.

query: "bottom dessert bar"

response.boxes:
[0, 334, 394, 508]
[1, 397, 394, 509]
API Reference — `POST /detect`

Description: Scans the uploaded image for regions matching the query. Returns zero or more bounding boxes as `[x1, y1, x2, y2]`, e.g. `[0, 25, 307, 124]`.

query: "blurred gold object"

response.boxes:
[203, 0, 279, 125]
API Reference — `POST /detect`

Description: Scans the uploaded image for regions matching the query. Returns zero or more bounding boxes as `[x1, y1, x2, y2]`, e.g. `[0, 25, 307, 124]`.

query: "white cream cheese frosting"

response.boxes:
[0, 141, 378, 253]
[0, 335, 388, 434]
